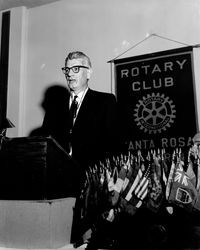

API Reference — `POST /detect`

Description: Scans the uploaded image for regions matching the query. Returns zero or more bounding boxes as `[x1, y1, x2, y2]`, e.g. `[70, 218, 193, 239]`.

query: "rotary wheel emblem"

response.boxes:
[134, 93, 176, 134]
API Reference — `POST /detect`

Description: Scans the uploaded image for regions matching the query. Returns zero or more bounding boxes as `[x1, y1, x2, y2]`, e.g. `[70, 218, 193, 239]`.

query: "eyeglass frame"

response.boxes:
[61, 65, 89, 75]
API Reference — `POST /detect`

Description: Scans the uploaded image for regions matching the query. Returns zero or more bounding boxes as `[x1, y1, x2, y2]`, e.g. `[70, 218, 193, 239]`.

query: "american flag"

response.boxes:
[123, 161, 150, 209]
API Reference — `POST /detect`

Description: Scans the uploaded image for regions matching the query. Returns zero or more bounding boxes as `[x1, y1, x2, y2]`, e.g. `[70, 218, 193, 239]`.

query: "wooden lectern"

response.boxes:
[0, 136, 80, 200]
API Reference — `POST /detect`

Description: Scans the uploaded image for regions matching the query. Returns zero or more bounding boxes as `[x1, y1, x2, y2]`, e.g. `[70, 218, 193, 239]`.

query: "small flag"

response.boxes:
[122, 162, 150, 209]
[186, 147, 197, 187]
[166, 151, 176, 200]
[167, 156, 197, 212]
[146, 156, 164, 213]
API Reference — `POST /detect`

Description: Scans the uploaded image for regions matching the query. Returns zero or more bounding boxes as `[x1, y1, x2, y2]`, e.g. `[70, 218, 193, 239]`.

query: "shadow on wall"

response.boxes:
[29, 83, 70, 136]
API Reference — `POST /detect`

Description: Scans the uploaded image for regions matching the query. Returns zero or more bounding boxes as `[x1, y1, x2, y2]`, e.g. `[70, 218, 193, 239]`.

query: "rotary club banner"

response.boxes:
[114, 46, 198, 152]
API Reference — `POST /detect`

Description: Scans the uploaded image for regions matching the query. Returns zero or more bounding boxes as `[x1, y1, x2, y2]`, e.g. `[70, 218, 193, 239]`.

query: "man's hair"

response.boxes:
[65, 51, 92, 68]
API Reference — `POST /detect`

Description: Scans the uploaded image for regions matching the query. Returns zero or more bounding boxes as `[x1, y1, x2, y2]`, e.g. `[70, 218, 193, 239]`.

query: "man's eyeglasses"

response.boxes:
[61, 65, 89, 75]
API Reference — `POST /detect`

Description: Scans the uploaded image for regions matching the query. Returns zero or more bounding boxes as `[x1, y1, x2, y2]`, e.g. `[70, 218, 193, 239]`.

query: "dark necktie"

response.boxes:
[68, 95, 78, 154]
[69, 95, 78, 128]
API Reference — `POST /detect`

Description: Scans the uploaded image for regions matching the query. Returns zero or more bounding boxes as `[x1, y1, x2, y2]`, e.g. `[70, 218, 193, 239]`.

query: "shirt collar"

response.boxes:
[72, 87, 88, 101]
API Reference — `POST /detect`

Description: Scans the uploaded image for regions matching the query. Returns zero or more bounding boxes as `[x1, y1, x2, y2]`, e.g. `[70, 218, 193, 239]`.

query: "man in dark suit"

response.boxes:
[42, 51, 120, 172]
[40, 51, 121, 247]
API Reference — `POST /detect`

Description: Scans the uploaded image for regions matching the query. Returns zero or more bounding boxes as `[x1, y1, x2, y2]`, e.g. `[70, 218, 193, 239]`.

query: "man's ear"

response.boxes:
[87, 68, 93, 79]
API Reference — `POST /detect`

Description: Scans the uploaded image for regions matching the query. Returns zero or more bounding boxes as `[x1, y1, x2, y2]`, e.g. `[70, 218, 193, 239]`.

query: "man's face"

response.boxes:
[65, 58, 91, 94]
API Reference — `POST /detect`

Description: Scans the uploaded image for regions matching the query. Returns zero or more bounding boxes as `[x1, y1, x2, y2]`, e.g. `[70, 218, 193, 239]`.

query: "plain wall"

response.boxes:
[3, 0, 200, 137]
